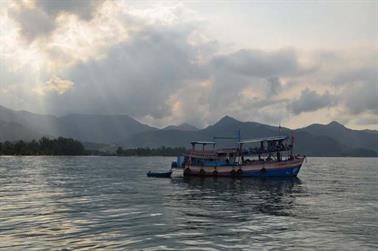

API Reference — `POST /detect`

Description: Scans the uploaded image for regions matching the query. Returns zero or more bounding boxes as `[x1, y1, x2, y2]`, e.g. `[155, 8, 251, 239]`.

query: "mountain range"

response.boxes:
[1, 105, 377, 156]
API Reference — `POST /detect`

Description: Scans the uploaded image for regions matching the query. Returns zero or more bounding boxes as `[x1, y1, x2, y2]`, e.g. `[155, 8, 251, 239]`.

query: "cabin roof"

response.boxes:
[191, 141, 216, 145]
[239, 135, 288, 144]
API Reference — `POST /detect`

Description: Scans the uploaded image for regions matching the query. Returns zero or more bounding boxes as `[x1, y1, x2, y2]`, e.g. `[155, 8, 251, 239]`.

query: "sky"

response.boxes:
[0, 0, 377, 129]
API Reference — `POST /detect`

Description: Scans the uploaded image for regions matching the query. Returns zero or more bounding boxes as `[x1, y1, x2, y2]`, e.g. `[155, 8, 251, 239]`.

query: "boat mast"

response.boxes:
[237, 129, 242, 164]
[291, 133, 295, 156]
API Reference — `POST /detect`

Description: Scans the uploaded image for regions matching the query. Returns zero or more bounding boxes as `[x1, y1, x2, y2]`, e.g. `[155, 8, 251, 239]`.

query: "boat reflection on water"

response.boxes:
[164, 177, 309, 250]
[170, 177, 304, 218]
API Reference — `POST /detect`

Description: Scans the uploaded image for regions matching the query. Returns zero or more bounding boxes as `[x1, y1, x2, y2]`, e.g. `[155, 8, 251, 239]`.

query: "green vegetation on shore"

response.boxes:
[0, 137, 187, 156]
[1, 136, 376, 157]
[0, 137, 85, 155]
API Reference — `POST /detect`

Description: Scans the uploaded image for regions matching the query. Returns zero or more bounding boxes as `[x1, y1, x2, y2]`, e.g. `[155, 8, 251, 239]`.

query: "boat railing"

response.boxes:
[243, 145, 293, 155]
[190, 150, 218, 158]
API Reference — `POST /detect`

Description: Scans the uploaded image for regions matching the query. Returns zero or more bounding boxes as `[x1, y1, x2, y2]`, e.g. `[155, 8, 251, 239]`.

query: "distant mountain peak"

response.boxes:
[163, 123, 198, 131]
[217, 115, 241, 124]
[0, 104, 11, 111]
[63, 113, 132, 118]
[179, 123, 199, 130]
[327, 121, 346, 129]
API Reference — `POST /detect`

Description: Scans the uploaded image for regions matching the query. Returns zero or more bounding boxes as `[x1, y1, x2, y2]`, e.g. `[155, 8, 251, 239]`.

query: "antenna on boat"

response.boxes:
[291, 130, 295, 156]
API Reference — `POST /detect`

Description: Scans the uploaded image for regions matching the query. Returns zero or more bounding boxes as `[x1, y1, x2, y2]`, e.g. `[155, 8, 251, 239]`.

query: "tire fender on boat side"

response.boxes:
[184, 168, 191, 175]
[237, 168, 243, 175]
[199, 168, 206, 176]
[260, 162, 266, 173]
[213, 167, 218, 176]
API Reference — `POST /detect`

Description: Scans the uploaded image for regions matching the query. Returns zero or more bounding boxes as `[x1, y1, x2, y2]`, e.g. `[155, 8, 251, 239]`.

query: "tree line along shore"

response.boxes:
[0, 137, 186, 156]
[1, 137, 376, 157]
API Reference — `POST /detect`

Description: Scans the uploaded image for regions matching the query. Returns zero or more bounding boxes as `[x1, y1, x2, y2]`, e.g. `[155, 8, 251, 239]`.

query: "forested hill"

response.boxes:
[1, 105, 378, 157]
[120, 116, 378, 157]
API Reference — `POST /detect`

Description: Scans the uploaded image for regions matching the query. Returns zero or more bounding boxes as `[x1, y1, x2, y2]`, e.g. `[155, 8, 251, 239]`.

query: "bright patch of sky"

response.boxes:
[127, 0, 377, 50]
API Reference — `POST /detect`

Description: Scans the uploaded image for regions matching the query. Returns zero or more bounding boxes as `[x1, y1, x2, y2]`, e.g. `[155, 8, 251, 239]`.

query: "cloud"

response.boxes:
[33, 76, 74, 96]
[39, 19, 302, 126]
[303, 49, 378, 116]
[12, 7, 54, 40]
[342, 81, 378, 115]
[44, 1, 132, 67]
[211, 48, 300, 78]
[45, 25, 208, 118]
[35, 0, 101, 20]
[0, 1, 377, 129]
[354, 116, 378, 127]
[10, 0, 103, 41]
[265, 77, 282, 97]
[201, 49, 303, 123]
[289, 88, 336, 114]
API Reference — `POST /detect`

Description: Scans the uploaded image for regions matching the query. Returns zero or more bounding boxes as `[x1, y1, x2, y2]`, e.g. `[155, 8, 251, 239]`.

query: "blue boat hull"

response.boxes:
[238, 165, 302, 177]
[183, 158, 304, 177]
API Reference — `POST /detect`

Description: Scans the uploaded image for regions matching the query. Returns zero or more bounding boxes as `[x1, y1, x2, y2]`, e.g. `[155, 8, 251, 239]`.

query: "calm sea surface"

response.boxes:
[0, 157, 377, 250]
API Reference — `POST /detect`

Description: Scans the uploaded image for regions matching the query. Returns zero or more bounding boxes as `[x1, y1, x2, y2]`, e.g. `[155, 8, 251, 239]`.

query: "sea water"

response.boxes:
[0, 156, 377, 250]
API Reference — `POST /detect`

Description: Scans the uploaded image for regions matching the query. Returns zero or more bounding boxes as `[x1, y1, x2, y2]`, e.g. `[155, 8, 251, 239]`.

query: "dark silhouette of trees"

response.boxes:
[0, 141, 14, 155]
[0, 137, 85, 155]
[116, 146, 187, 156]
[116, 146, 124, 155]
[0, 137, 185, 156]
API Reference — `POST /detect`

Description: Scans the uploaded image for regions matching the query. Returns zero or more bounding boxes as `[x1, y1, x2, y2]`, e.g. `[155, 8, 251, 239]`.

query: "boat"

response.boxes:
[171, 135, 305, 177]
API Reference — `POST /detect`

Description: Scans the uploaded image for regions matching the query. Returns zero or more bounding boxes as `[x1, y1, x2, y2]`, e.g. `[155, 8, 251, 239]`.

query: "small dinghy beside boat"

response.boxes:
[147, 171, 172, 178]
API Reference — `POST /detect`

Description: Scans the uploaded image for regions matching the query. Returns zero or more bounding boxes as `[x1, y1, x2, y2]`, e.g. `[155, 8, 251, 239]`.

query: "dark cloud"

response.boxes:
[46, 25, 207, 118]
[266, 77, 282, 96]
[289, 88, 336, 114]
[212, 48, 300, 78]
[343, 81, 378, 114]
[333, 66, 377, 86]
[206, 49, 301, 115]
[11, 0, 102, 40]
[313, 51, 378, 115]
[35, 0, 101, 20]
[44, 30, 314, 125]
[38, 20, 306, 125]
[12, 7, 54, 40]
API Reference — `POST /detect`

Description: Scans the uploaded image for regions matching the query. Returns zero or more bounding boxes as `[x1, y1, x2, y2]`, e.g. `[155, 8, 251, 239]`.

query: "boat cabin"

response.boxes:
[169, 133, 304, 178]
[239, 135, 294, 163]
[173, 135, 295, 169]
